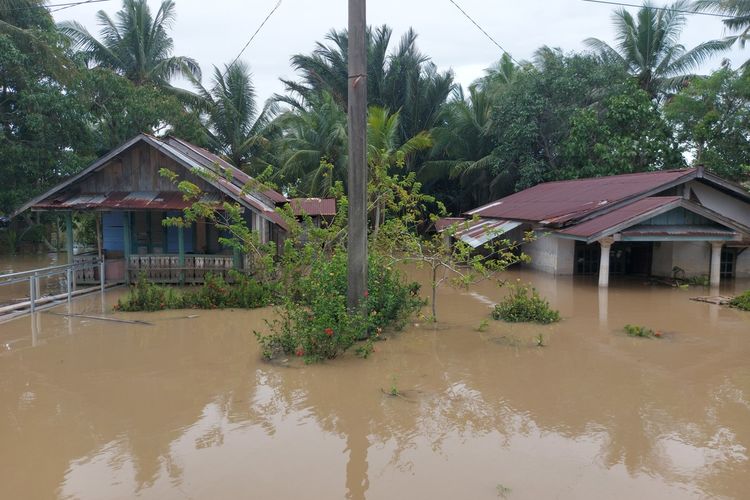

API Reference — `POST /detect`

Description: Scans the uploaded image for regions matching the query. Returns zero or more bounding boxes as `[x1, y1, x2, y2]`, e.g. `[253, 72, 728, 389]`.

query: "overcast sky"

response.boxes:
[53, 0, 748, 103]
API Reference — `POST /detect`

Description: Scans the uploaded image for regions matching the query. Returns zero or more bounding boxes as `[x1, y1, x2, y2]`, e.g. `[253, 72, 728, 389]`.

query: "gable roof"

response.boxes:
[467, 168, 699, 225]
[289, 198, 337, 217]
[558, 196, 749, 243]
[13, 134, 290, 229]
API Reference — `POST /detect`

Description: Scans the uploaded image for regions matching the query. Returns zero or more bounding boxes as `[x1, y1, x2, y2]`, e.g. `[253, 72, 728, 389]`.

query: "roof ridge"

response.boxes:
[534, 167, 697, 187]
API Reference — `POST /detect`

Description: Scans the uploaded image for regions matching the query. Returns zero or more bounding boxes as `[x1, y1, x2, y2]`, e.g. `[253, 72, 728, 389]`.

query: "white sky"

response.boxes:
[53, 0, 748, 103]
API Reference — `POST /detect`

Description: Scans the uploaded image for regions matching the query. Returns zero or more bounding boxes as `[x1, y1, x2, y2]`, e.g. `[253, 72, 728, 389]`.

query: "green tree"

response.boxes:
[276, 91, 348, 196]
[421, 85, 498, 211]
[76, 68, 205, 152]
[58, 0, 200, 88]
[279, 25, 454, 146]
[585, 1, 728, 98]
[485, 48, 630, 193]
[561, 81, 685, 178]
[693, 0, 750, 67]
[0, 1, 93, 213]
[665, 67, 750, 182]
[189, 62, 278, 171]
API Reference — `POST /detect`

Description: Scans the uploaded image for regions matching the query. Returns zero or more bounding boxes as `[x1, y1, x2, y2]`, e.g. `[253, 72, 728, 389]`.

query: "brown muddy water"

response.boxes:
[0, 254, 64, 305]
[1, 269, 749, 500]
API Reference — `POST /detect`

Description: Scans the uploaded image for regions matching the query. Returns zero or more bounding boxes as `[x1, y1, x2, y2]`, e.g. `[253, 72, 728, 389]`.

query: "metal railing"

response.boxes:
[0, 260, 105, 313]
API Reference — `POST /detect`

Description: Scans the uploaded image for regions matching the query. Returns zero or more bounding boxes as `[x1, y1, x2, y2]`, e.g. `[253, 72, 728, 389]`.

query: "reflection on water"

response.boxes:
[0, 253, 63, 304]
[0, 269, 749, 499]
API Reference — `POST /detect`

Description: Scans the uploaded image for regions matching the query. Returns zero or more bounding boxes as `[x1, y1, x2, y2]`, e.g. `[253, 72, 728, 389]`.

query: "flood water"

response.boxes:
[0, 253, 64, 305]
[1, 268, 749, 499]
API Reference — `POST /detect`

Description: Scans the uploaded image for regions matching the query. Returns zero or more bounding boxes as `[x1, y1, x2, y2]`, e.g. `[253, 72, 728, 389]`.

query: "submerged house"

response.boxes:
[13, 134, 335, 283]
[444, 167, 750, 287]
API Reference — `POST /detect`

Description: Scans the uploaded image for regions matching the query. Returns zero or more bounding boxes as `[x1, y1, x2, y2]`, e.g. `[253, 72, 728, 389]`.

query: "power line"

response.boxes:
[447, 0, 521, 65]
[581, 0, 732, 18]
[224, 0, 282, 76]
[50, 0, 111, 13]
[0, 0, 110, 12]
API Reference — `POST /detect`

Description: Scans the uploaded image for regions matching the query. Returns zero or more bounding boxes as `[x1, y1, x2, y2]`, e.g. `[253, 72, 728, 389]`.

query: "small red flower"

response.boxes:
[324, 328, 334, 336]
[295, 348, 304, 357]
[363, 290, 369, 297]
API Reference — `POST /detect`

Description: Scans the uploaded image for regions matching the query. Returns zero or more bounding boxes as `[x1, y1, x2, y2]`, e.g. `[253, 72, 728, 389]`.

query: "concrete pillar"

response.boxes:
[598, 237, 615, 287]
[123, 211, 132, 282]
[65, 211, 74, 265]
[710, 241, 723, 288]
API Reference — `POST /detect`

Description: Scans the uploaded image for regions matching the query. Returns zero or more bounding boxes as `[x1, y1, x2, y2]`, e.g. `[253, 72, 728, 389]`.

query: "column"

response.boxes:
[710, 241, 723, 288]
[65, 211, 74, 265]
[178, 225, 185, 285]
[598, 237, 614, 287]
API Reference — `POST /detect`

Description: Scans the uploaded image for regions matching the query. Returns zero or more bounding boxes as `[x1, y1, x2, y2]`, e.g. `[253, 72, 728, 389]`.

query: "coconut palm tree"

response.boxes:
[367, 105, 432, 233]
[58, 0, 200, 87]
[188, 62, 277, 170]
[584, 1, 729, 98]
[279, 25, 454, 146]
[693, 0, 750, 66]
[275, 91, 348, 197]
[420, 85, 499, 211]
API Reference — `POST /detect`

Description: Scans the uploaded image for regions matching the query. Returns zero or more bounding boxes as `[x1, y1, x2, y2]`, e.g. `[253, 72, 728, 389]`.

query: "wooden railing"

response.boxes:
[127, 254, 236, 283]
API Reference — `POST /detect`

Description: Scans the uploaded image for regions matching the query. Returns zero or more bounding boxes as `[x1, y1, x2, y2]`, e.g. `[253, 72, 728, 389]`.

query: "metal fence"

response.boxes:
[0, 260, 105, 313]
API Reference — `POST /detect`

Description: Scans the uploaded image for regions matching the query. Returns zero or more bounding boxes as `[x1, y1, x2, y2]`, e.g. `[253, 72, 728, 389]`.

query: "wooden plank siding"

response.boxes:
[77, 142, 214, 194]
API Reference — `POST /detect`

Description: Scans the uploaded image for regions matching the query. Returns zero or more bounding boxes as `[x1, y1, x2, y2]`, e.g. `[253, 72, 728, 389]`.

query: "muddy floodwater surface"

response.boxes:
[0, 268, 749, 499]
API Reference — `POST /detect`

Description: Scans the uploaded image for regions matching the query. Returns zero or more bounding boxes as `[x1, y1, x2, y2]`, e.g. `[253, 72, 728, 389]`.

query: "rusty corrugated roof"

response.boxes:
[289, 198, 336, 217]
[33, 191, 222, 210]
[468, 169, 697, 224]
[165, 137, 287, 204]
[558, 197, 682, 239]
[436, 217, 521, 248]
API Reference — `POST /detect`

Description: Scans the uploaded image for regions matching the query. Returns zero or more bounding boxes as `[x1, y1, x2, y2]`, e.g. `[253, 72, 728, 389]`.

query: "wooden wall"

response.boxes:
[78, 142, 214, 193]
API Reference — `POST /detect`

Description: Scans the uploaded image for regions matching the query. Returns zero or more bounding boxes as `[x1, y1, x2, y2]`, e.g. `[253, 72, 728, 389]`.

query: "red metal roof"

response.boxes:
[468, 168, 697, 224]
[434, 217, 467, 232]
[165, 137, 288, 204]
[289, 198, 336, 217]
[33, 191, 222, 210]
[558, 196, 682, 239]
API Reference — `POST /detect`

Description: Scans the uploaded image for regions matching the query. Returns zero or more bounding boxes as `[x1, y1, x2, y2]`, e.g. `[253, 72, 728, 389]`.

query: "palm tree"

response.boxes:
[367, 106, 432, 233]
[421, 85, 499, 211]
[278, 24, 454, 147]
[275, 91, 348, 197]
[58, 0, 200, 87]
[188, 62, 277, 170]
[584, 1, 729, 98]
[693, 0, 750, 66]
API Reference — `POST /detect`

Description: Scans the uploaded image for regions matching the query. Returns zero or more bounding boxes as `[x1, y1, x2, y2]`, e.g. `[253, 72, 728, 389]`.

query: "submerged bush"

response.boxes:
[255, 250, 424, 363]
[730, 290, 750, 311]
[492, 283, 560, 324]
[623, 324, 661, 338]
[115, 272, 274, 312]
[115, 274, 183, 312]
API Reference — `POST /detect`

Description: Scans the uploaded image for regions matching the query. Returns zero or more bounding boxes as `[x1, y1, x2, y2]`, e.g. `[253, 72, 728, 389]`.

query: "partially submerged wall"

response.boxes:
[523, 234, 575, 275]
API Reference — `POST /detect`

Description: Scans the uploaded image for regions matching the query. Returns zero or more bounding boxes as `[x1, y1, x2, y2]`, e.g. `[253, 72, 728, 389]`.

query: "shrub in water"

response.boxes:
[492, 283, 560, 324]
[115, 273, 182, 312]
[624, 324, 658, 338]
[255, 250, 424, 363]
[730, 290, 750, 311]
[115, 272, 274, 312]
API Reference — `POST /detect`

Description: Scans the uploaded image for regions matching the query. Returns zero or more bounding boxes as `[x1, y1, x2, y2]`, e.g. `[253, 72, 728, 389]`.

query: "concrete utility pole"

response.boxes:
[347, 0, 368, 311]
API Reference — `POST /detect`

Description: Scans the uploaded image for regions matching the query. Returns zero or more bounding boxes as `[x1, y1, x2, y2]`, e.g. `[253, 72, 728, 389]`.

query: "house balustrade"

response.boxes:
[127, 254, 236, 284]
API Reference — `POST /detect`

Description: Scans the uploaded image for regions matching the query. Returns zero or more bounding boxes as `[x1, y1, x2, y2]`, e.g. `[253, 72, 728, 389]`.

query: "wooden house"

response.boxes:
[13, 134, 334, 284]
